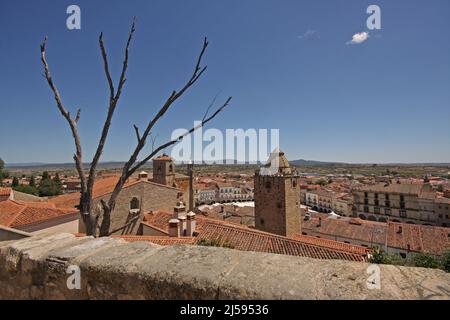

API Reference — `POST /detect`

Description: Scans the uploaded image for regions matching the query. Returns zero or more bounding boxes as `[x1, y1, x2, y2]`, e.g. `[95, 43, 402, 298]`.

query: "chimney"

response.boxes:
[186, 212, 196, 236]
[168, 219, 180, 237]
[173, 201, 186, 219]
[178, 215, 187, 236]
[138, 171, 148, 181]
[397, 226, 403, 234]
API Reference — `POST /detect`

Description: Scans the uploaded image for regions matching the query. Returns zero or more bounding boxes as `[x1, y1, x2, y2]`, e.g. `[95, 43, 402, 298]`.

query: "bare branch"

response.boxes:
[115, 17, 136, 101]
[87, 18, 136, 195]
[75, 109, 81, 124]
[202, 92, 220, 122]
[149, 132, 158, 152]
[99, 32, 115, 101]
[139, 37, 209, 144]
[113, 37, 211, 190]
[40, 37, 87, 194]
[131, 96, 232, 174]
[133, 124, 141, 143]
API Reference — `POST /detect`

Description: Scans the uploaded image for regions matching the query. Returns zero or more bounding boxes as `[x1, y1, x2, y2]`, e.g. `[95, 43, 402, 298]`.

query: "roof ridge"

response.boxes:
[6, 201, 28, 227]
[202, 220, 368, 256]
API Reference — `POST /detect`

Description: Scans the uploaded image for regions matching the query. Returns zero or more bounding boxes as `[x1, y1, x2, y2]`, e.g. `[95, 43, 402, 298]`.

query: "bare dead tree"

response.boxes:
[40, 19, 232, 237]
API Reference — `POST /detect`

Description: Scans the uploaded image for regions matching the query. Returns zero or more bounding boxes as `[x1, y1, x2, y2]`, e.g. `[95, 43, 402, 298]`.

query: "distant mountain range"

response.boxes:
[5, 159, 450, 169]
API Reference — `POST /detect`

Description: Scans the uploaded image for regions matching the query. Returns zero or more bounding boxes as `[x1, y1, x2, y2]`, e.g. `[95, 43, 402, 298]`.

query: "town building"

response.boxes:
[352, 182, 450, 226]
[50, 156, 191, 235]
[135, 204, 368, 262]
[254, 150, 301, 237]
[301, 214, 450, 258]
[0, 199, 78, 234]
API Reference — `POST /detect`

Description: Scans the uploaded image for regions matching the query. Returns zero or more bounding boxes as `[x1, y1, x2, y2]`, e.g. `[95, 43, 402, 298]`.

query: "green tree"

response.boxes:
[369, 247, 405, 266]
[14, 185, 38, 196]
[38, 178, 62, 197]
[440, 250, 450, 273]
[42, 171, 50, 180]
[12, 177, 19, 188]
[29, 175, 36, 187]
[53, 172, 61, 186]
[197, 239, 235, 249]
[0, 158, 9, 182]
[410, 253, 440, 269]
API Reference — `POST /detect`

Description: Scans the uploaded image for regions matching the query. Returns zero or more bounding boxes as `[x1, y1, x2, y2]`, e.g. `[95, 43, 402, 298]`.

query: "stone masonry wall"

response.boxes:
[1, 233, 450, 300]
[82, 182, 181, 235]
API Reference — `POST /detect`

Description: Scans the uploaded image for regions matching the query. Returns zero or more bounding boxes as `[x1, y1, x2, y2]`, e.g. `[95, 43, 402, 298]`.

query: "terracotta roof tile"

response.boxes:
[141, 211, 368, 262]
[387, 222, 450, 255]
[0, 200, 78, 228]
[0, 187, 12, 197]
[195, 221, 367, 262]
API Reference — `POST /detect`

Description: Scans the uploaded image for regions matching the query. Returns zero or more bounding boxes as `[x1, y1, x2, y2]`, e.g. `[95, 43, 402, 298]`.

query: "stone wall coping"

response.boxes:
[1, 233, 449, 300]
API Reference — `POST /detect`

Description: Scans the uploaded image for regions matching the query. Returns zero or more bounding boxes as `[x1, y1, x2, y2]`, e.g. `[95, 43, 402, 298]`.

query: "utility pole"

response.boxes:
[187, 161, 194, 212]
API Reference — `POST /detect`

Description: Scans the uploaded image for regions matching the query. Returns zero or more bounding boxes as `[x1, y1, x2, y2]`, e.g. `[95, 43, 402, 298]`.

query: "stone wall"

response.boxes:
[0, 226, 31, 242]
[1, 233, 449, 300]
[79, 181, 182, 235]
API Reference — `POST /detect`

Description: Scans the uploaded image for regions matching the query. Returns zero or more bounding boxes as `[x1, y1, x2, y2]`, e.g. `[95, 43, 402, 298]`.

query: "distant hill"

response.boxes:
[5, 160, 450, 170]
[289, 159, 346, 167]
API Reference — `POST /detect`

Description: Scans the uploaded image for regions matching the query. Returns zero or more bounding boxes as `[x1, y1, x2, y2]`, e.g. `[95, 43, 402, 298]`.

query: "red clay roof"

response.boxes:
[303, 216, 387, 244]
[387, 222, 450, 255]
[153, 154, 173, 161]
[303, 215, 450, 255]
[49, 175, 181, 208]
[292, 234, 368, 255]
[141, 210, 368, 262]
[0, 187, 12, 197]
[0, 200, 77, 228]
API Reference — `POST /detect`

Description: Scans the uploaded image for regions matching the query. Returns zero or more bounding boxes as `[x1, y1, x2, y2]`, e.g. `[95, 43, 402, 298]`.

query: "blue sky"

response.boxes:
[0, 0, 449, 164]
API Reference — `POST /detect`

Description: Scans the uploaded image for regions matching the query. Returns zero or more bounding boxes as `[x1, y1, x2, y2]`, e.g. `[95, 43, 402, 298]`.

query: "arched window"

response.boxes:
[169, 164, 173, 173]
[130, 197, 140, 210]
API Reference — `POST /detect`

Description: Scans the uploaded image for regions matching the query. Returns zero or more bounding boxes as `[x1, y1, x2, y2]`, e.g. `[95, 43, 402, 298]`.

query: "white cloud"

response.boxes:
[346, 32, 369, 45]
[298, 29, 320, 40]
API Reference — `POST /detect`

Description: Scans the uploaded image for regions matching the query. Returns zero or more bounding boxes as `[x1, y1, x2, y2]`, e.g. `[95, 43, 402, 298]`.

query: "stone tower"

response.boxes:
[254, 150, 301, 237]
[152, 154, 175, 187]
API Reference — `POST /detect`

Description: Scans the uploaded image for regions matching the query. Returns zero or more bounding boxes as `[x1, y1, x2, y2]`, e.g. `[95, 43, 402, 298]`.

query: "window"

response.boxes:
[364, 206, 369, 213]
[374, 199, 379, 206]
[130, 197, 140, 210]
[385, 200, 391, 207]
[374, 207, 380, 214]
[265, 181, 271, 189]
[399, 210, 407, 218]
[385, 208, 391, 216]
[385, 194, 390, 200]
[260, 218, 265, 225]
[364, 199, 369, 205]
[364, 192, 368, 198]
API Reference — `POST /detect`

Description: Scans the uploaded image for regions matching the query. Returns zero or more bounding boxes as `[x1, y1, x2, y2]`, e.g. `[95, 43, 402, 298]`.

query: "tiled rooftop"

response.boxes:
[0, 199, 77, 228]
[141, 210, 369, 262]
